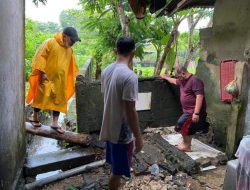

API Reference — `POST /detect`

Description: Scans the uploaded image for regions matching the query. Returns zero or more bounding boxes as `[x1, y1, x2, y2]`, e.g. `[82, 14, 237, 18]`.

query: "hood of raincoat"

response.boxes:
[54, 32, 65, 47]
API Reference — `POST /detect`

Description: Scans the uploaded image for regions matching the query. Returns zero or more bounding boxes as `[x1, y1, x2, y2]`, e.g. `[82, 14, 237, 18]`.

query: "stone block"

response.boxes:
[24, 147, 96, 177]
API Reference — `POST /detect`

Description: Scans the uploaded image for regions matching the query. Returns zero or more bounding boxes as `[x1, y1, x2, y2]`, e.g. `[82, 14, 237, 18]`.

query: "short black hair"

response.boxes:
[116, 37, 135, 56]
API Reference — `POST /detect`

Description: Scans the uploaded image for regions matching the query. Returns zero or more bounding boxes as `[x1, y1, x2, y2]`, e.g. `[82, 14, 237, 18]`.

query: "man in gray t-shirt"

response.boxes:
[100, 37, 143, 190]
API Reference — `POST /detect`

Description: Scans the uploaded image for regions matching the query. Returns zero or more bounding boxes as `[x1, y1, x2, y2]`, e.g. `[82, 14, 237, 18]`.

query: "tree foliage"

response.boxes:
[25, 19, 56, 80]
[28, 0, 214, 78]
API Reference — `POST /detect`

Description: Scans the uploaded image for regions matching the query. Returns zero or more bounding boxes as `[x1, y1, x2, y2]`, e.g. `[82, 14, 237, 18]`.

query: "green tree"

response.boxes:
[184, 9, 213, 68]
[80, 0, 173, 78]
[79, 0, 123, 79]
[37, 21, 61, 33]
[25, 19, 53, 80]
[155, 10, 190, 75]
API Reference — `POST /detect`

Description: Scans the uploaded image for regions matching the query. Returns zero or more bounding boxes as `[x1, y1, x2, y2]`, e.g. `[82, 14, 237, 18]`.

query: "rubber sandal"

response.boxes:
[50, 126, 65, 134]
[27, 115, 42, 127]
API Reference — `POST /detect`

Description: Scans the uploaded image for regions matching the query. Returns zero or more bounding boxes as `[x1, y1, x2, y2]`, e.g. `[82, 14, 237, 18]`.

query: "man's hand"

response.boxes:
[134, 136, 143, 153]
[192, 114, 199, 123]
[160, 74, 169, 80]
[159, 74, 177, 85]
[40, 73, 48, 84]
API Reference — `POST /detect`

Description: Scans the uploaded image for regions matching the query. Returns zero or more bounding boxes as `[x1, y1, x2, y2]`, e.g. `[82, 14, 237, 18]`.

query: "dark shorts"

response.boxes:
[175, 113, 209, 136]
[106, 141, 133, 177]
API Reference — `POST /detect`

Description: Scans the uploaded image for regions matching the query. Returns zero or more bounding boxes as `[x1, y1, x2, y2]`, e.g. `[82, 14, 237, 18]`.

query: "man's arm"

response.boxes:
[124, 100, 143, 153]
[192, 94, 204, 122]
[160, 74, 177, 85]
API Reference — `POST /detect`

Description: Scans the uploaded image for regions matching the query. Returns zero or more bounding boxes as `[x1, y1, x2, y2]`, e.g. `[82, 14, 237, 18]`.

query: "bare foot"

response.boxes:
[176, 141, 184, 148]
[177, 143, 192, 152]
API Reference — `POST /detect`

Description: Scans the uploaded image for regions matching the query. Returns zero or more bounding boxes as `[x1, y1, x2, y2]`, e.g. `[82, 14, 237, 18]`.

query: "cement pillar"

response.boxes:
[0, 1, 26, 189]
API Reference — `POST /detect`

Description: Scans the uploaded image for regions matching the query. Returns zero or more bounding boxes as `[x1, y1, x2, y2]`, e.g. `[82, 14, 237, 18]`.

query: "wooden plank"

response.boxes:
[25, 122, 91, 146]
[24, 147, 96, 176]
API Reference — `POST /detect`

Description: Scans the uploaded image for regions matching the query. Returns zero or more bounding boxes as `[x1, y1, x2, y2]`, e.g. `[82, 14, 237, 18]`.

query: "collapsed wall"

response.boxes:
[75, 76, 182, 133]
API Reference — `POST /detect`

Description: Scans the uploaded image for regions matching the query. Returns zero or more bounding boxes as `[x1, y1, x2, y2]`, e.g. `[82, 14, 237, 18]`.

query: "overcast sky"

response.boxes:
[25, 0, 208, 32]
[25, 0, 81, 23]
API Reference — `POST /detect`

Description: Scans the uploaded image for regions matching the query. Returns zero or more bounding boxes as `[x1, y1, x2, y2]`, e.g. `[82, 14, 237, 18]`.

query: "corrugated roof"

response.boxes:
[158, 0, 215, 16]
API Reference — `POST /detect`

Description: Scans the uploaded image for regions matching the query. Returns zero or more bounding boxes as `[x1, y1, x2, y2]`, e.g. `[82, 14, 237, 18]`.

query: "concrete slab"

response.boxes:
[24, 147, 96, 177]
[223, 159, 238, 190]
[162, 134, 226, 161]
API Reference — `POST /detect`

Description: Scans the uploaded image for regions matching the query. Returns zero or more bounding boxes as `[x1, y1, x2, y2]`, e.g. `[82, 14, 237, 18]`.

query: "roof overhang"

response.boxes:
[128, 0, 216, 19]
[158, 0, 216, 17]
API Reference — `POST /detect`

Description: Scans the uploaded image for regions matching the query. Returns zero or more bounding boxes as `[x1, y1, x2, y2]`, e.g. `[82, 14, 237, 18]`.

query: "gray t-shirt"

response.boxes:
[100, 62, 138, 144]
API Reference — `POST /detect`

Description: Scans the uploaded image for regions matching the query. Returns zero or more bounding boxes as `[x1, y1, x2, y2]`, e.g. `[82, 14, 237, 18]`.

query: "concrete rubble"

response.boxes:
[26, 126, 228, 190]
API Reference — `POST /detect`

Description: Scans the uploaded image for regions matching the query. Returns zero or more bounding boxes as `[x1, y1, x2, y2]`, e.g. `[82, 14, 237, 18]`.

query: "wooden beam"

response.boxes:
[25, 122, 91, 146]
[169, 0, 189, 16]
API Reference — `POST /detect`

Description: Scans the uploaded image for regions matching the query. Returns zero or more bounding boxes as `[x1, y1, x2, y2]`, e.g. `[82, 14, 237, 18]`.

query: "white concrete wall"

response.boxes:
[0, 1, 26, 189]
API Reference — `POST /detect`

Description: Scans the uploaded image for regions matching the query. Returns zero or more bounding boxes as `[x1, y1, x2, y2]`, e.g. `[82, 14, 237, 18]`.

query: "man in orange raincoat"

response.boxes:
[26, 27, 80, 133]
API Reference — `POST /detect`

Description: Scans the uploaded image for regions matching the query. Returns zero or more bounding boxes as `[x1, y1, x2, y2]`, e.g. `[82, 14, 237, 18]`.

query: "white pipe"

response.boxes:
[25, 159, 106, 190]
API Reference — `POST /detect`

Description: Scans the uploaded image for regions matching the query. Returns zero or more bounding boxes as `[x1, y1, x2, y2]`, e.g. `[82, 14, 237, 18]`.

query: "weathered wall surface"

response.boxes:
[76, 76, 181, 133]
[197, 0, 250, 152]
[0, 1, 26, 189]
[202, 0, 250, 62]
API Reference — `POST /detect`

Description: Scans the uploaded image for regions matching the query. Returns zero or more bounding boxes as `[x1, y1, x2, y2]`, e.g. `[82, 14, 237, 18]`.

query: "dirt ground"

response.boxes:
[40, 127, 227, 190]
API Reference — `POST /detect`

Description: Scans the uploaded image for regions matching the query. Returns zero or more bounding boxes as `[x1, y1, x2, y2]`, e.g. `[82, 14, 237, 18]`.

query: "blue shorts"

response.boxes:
[106, 141, 133, 177]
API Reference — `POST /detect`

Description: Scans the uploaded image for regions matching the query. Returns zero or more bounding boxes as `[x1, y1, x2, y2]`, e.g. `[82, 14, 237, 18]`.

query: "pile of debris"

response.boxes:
[122, 171, 189, 190]
[25, 126, 227, 190]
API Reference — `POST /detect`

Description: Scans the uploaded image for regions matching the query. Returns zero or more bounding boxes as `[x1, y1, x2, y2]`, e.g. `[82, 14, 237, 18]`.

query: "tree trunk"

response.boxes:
[156, 48, 161, 65]
[184, 15, 194, 68]
[25, 122, 91, 146]
[184, 13, 204, 68]
[155, 27, 178, 75]
[95, 60, 102, 80]
[117, 0, 129, 36]
[153, 47, 161, 75]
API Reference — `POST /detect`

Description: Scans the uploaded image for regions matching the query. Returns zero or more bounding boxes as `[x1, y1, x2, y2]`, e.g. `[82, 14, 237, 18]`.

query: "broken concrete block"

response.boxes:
[133, 162, 150, 176]
[196, 157, 211, 168]
[151, 133, 200, 175]
[159, 162, 177, 175]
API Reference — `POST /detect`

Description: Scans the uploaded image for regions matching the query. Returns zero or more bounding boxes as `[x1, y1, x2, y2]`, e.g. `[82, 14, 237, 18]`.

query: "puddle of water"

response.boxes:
[35, 137, 60, 155]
